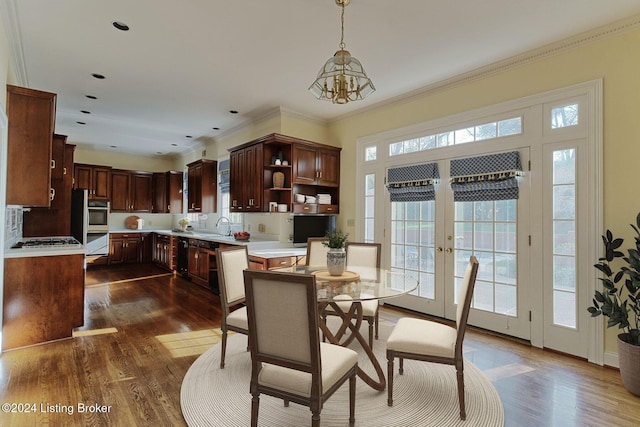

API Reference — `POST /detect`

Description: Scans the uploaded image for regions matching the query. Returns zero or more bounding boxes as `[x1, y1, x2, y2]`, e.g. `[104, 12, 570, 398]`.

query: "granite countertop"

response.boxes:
[109, 228, 307, 259]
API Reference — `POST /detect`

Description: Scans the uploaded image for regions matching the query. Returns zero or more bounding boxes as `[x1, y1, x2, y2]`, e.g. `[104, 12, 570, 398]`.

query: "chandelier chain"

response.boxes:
[339, 2, 345, 50]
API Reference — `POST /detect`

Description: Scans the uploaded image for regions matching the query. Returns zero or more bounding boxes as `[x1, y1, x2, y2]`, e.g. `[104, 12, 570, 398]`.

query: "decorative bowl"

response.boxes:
[233, 232, 250, 241]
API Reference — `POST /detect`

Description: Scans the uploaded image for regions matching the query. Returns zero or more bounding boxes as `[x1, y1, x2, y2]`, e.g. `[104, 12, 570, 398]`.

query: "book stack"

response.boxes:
[317, 194, 332, 205]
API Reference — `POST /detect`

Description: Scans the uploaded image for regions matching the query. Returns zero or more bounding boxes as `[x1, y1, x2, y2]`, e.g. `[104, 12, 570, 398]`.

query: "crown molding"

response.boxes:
[330, 13, 640, 124]
[0, 0, 28, 85]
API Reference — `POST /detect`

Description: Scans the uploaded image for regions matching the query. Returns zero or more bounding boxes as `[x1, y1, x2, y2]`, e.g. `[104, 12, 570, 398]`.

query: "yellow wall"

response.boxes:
[75, 147, 177, 172]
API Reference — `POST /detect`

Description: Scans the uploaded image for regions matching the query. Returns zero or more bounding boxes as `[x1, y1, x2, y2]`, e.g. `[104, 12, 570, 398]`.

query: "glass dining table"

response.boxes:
[274, 265, 419, 391]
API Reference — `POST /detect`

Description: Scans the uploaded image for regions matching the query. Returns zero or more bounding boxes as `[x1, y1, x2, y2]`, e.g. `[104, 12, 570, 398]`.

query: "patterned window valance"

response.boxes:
[450, 151, 522, 201]
[386, 162, 439, 202]
[218, 159, 230, 192]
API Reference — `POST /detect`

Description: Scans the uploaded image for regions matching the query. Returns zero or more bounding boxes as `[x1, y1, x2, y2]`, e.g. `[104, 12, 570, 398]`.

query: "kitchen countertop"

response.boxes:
[109, 228, 307, 259]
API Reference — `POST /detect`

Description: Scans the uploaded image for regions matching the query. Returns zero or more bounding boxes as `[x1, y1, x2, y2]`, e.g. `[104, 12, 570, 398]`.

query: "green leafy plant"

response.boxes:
[588, 214, 640, 346]
[324, 228, 349, 249]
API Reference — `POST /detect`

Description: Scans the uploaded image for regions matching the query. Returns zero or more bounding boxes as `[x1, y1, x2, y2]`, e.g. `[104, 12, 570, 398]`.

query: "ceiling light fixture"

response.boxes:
[309, 0, 374, 104]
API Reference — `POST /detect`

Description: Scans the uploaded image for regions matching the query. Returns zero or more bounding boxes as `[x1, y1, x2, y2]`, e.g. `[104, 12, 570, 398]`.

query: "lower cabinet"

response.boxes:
[109, 233, 145, 264]
[153, 234, 176, 271]
[188, 239, 213, 288]
[3, 254, 84, 351]
[248, 255, 299, 270]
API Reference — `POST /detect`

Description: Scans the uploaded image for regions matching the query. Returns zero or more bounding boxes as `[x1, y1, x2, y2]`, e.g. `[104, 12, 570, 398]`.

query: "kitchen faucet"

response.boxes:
[216, 216, 232, 236]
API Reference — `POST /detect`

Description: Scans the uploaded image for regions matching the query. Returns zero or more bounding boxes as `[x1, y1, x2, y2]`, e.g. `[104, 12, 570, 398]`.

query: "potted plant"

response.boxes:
[178, 217, 190, 231]
[324, 228, 348, 276]
[588, 213, 640, 396]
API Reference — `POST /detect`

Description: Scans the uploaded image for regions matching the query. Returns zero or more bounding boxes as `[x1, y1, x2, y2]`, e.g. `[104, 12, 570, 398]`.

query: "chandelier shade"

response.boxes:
[309, 0, 375, 104]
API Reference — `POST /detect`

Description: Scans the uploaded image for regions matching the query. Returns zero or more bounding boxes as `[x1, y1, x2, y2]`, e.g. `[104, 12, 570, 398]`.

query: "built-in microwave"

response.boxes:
[88, 200, 109, 232]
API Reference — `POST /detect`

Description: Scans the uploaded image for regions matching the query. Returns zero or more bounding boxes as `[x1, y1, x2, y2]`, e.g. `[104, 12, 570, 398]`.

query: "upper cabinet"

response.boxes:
[228, 133, 340, 214]
[74, 163, 111, 200]
[153, 171, 183, 213]
[110, 169, 153, 213]
[187, 159, 217, 213]
[6, 85, 56, 207]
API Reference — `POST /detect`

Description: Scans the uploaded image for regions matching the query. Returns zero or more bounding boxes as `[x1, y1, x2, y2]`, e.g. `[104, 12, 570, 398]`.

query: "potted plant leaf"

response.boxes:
[588, 213, 640, 396]
[324, 228, 348, 276]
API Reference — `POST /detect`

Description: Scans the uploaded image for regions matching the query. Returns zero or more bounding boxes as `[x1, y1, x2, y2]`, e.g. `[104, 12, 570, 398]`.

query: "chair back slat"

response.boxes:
[244, 270, 321, 372]
[306, 238, 329, 267]
[217, 246, 249, 306]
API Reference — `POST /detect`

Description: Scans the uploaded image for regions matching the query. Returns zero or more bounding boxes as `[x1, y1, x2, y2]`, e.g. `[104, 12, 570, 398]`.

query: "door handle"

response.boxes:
[445, 248, 453, 253]
[437, 247, 443, 253]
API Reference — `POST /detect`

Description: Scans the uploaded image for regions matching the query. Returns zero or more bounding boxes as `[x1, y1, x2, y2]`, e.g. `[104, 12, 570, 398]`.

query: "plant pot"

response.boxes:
[326, 248, 346, 276]
[618, 333, 640, 396]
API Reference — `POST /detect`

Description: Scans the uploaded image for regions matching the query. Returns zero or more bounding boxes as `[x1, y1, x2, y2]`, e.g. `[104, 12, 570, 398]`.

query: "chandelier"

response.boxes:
[309, 0, 375, 104]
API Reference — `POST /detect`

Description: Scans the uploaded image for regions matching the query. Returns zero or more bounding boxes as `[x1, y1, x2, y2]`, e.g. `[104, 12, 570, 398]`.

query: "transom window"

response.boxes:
[389, 117, 522, 157]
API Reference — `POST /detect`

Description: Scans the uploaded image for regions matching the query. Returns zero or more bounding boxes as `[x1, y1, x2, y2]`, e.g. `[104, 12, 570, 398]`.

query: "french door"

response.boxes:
[385, 148, 531, 340]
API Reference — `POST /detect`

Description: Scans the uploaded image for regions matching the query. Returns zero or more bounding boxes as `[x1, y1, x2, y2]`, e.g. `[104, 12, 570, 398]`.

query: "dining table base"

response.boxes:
[318, 301, 386, 391]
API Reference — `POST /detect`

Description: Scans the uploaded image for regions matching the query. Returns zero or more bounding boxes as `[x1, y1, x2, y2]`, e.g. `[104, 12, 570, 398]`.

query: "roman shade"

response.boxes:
[450, 151, 522, 201]
[386, 162, 439, 202]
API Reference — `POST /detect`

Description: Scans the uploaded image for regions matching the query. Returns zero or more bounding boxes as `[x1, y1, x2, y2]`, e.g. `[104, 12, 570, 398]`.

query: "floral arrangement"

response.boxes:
[178, 217, 190, 227]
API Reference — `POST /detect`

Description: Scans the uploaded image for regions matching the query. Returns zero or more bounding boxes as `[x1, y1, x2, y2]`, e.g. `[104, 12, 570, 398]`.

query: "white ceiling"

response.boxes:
[3, 0, 640, 157]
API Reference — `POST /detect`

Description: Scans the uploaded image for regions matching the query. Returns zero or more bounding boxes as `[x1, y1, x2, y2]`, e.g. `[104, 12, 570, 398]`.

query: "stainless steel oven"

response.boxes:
[88, 200, 109, 232]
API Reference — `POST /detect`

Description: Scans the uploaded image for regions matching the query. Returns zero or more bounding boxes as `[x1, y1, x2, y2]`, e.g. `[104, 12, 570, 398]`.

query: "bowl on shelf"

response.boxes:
[233, 231, 251, 241]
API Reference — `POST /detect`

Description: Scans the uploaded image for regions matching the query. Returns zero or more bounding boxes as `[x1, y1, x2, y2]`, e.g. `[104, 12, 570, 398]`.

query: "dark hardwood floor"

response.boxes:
[0, 264, 638, 426]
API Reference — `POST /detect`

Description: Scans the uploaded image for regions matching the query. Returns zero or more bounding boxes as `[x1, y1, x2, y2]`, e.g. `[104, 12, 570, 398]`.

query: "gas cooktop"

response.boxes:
[12, 237, 82, 249]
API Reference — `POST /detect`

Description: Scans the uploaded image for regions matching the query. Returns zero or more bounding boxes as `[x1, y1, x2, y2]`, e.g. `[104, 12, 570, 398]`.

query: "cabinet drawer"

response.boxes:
[267, 256, 295, 269]
[293, 203, 317, 214]
[317, 204, 338, 214]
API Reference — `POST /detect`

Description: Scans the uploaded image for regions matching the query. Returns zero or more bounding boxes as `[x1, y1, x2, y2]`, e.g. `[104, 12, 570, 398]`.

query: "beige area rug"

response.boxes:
[181, 321, 504, 427]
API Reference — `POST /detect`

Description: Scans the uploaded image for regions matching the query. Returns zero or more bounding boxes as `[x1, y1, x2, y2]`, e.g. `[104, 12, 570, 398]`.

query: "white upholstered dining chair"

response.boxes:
[215, 245, 250, 369]
[386, 255, 479, 420]
[305, 237, 329, 267]
[323, 242, 382, 348]
[243, 269, 358, 427]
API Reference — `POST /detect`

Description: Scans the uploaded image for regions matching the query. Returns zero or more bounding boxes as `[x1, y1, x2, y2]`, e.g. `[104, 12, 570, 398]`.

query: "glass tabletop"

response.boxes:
[274, 265, 419, 303]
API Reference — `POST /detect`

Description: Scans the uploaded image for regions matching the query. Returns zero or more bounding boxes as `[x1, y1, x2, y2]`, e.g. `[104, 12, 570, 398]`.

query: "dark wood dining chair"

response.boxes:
[323, 242, 382, 348]
[386, 255, 479, 420]
[215, 245, 250, 369]
[243, 269, 358, 427]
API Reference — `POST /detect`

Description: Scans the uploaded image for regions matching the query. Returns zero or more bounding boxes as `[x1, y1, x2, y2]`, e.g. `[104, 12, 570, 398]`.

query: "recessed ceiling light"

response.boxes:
[171, 143, 178, 146]
[112, 21, 130, 31]
[81, 110, 91, 114]
[110, 145, 117, 148]
[213, 127, 220, 130]
[156, 152, 163, 155]
[92, 73, 106, 79]
[229, 110, 238, 114]
[76, 121, 86, 125]
[85, 95, 97, 100]
[186, 135, 193, 138]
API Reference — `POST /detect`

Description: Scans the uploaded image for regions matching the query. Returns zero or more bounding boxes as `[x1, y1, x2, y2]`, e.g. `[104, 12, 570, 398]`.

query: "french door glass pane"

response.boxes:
[390, 200, 435, 298]
[454, 200, 517, 316]
[364, 174, 375, 243]
[552, 149, 576, 328]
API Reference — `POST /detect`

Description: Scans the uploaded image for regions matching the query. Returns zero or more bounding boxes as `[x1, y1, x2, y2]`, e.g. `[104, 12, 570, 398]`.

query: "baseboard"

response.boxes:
[604, 350, 619, 368]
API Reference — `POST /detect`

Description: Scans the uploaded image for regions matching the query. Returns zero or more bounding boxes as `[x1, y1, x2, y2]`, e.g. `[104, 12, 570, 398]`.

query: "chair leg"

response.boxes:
[284, 399, 289, 407]
[374, 309, 379, 340]
[368, 317, 374, 348]
[220, 330, 227, 369]
[456, 363, 466, 420]
[349, 371, 356, 425]
[387, 352, 394, 406]
[399, 357, 404, 375]
[321, 313, 327, 342]
[251, 394, 259, 427]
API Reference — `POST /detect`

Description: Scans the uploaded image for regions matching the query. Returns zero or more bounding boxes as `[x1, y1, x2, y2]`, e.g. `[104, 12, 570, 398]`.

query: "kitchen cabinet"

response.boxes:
[292, 143, 340, 187]
[248, 255, 300, 270]
[109, 233, 142, 264]
[23, 136, 75, 237]
[188, 239, 212, 287]
[3, 253, 84, 351]
[6, 85, 56, 207]
[153, 171, 183, 213]
[153, 234, 176, 271]
[230, 144, 263, 212]
[74, 163, 111, 200]
[110, 169, 153, 212]
[187, 159, 217, 213]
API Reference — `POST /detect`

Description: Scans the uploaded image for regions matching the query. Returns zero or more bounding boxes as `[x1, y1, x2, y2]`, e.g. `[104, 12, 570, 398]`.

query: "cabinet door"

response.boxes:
[197, 249, 210, 281]
[92, 166, 111, 200]
[110, 170, 131, 212]
[131, 172, 153, 212]
[109, 237, 125, 264]
[317, 149, 340, 187]
[152, 172, 167, 213]
[6, 85, 56, 207]
[125, 237, 141, 263]
[167, 171, 183, 214]
[292, 144, 318, 184]
[51, 134, 67, 181]
[245, 144, 263, 211]
[229, 150, 244, 212]
[188, 245, 199, 277]
[74, 165, 92, 190]
[188, 163, 202, 212]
